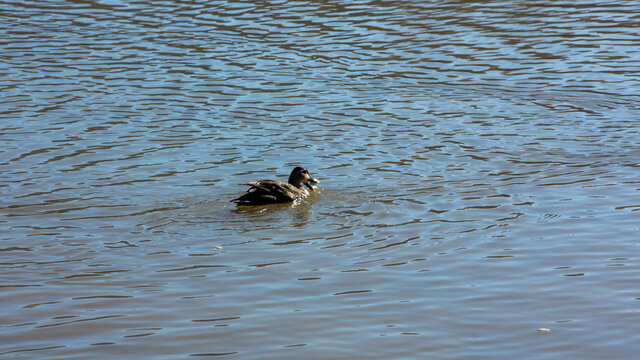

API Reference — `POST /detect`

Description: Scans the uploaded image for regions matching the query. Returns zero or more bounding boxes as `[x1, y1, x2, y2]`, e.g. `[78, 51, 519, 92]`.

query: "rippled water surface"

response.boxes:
[2, 1, 640, 358]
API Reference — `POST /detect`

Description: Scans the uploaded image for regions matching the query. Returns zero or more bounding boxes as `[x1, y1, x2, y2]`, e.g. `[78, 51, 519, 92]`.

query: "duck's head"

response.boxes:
[288, 166, 318, 191]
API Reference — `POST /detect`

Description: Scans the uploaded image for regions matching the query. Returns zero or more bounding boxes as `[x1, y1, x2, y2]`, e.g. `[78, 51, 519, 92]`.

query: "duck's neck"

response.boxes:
[288, 174, 301, 188]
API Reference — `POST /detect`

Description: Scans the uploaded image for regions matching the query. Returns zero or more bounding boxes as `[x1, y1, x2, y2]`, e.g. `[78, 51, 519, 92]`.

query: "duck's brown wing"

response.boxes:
[231, 180, 297, 205]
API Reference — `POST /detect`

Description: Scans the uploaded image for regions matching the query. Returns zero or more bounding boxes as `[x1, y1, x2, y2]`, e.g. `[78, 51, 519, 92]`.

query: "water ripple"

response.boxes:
[2, 0, 640, 359]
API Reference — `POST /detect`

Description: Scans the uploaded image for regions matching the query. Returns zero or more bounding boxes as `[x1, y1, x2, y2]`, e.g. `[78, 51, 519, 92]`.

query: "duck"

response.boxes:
[231, 166, 319, 206]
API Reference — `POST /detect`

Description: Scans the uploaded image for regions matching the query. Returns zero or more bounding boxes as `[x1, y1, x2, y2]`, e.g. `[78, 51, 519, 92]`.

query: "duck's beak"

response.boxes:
[304, 181, 315, 191]
[304, 177, 319, 191]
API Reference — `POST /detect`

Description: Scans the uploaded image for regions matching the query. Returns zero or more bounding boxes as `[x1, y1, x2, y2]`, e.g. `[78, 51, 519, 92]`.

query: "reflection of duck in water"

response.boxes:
[231, 166, 320, 206]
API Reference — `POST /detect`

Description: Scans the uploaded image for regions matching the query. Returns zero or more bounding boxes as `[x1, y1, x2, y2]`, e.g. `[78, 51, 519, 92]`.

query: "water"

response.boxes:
[2, 1, 640, 358]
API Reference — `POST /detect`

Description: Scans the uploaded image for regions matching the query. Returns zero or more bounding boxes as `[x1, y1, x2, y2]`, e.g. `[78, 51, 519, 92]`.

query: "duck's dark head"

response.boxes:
[288, 166, 317, 191]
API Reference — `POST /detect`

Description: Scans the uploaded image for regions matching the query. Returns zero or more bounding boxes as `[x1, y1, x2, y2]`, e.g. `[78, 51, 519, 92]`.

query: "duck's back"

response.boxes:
[231, 180, 302, 206]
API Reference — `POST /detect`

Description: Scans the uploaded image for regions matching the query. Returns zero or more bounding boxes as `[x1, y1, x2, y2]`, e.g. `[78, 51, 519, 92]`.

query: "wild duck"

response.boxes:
[231, 166, 319, 206]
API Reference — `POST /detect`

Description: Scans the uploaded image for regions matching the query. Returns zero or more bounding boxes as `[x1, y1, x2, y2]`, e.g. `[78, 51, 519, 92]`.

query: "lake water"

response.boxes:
[2, 1, 640, 358]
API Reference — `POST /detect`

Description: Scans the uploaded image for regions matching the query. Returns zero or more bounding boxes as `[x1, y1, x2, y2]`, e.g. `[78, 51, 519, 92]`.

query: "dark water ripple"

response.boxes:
[2, 0, 640, 359]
